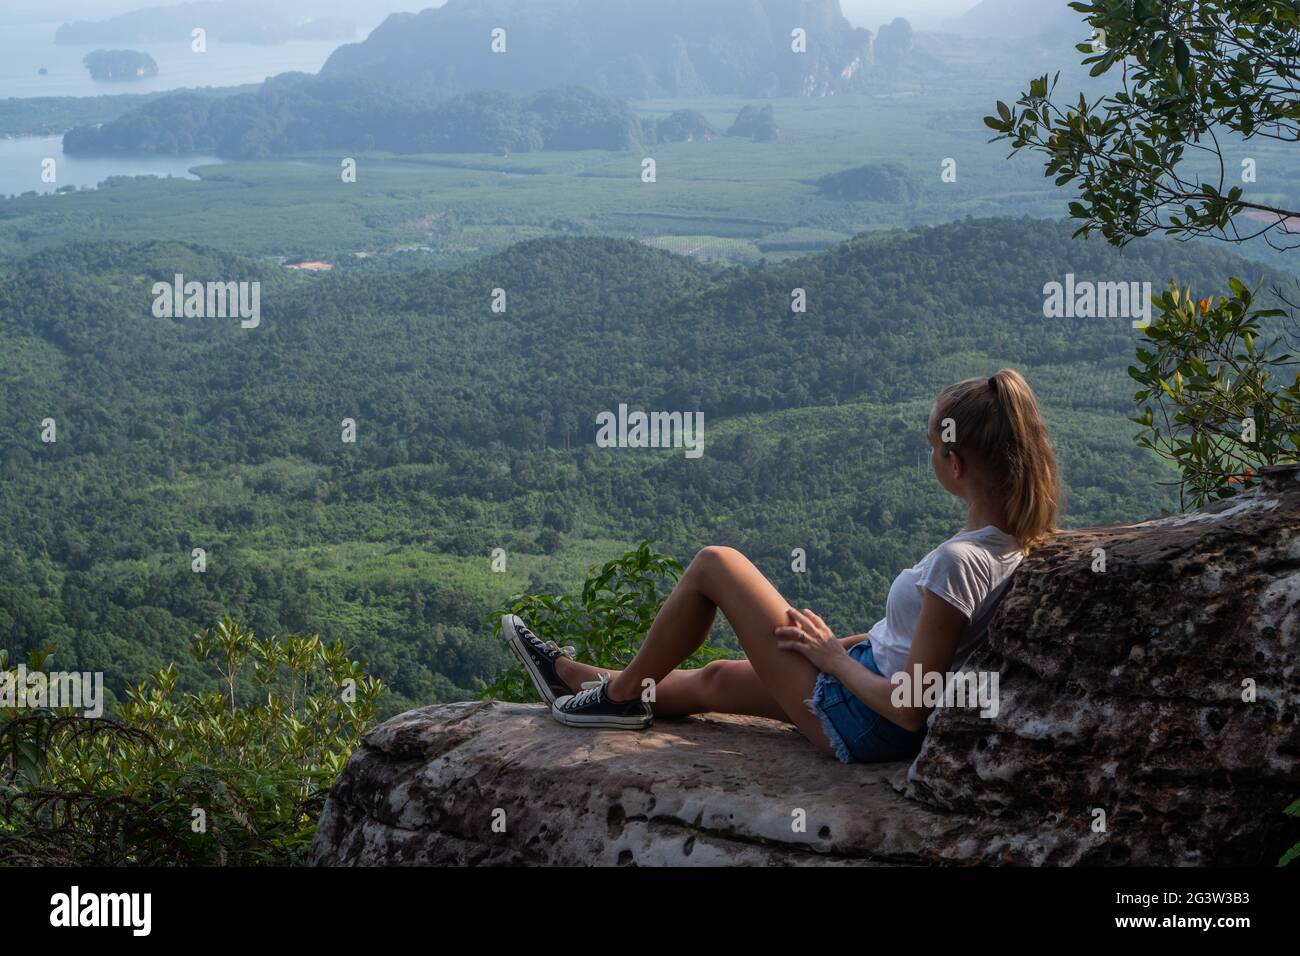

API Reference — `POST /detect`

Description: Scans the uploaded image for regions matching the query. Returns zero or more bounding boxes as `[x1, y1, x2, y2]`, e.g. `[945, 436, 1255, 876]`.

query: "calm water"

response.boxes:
[0, 19, 356, 196]
[0, 136, 217, 196]
[0, 21, 344, 99]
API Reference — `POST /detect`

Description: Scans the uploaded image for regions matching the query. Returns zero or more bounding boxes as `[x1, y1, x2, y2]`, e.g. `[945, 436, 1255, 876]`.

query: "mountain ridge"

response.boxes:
[322, 0, 880, 98]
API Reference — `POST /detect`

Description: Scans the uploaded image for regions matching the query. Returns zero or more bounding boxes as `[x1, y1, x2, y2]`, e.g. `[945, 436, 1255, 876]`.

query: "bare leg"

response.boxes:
[605, 546, 834, 756]
[556, 657, 791, 722]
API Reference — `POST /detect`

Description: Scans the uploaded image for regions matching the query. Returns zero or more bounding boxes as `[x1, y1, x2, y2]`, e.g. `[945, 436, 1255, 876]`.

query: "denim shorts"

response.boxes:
[804, 641, 928, 764]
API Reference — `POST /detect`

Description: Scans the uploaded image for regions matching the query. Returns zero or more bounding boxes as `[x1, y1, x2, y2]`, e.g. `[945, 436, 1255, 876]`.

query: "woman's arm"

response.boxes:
[776, 593, 966, 733]
[839, 633, 870, 649]
[831, 592, 965, 731]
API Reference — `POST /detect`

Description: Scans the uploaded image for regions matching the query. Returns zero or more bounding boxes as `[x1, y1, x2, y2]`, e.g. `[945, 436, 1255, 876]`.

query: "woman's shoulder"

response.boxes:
[929, 526, 1022, 573]
[914, 527, 1022, 618]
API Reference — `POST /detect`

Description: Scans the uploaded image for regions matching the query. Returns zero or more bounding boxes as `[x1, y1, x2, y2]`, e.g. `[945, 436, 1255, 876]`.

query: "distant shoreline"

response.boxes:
[0, 84, 257, 138]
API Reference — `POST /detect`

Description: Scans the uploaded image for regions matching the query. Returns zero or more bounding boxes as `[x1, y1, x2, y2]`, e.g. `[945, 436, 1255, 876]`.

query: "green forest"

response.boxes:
[0, 217, 1270, 716]
[63, 76, 719, 158]
[2, 0, 1297, 872]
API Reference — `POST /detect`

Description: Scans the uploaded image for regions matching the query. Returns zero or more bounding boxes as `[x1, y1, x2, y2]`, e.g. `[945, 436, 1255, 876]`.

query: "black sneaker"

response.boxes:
[552, 673, 653, 730]
[502, 614, 575, 705]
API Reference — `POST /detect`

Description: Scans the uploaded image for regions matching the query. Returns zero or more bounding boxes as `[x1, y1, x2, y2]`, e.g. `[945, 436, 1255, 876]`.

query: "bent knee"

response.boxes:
[691, 545, 745, 575]
[698, 658, 736, 689]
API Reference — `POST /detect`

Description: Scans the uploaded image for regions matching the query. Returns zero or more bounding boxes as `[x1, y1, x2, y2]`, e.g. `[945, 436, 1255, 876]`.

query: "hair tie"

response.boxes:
[988, 375, 998, 391]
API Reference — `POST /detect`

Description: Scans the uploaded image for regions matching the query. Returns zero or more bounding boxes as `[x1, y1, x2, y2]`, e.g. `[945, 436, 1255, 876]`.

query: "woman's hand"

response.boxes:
[775, 607, 851, 675]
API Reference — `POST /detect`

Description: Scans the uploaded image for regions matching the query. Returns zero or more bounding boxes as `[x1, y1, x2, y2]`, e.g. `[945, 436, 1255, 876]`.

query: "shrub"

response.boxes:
[1129, 279, 1299, 508]
[479, 541, 725, 702]
[1128, 282, 1300, 865]
[0, 619, 383, 866]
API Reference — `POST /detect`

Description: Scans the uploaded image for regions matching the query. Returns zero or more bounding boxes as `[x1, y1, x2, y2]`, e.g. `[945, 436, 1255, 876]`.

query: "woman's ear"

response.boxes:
[945, 448, 966, 480]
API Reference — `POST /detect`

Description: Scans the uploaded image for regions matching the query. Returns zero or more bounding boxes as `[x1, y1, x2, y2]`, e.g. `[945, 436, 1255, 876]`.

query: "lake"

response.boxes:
[0, 136, 217, 196]
[0, 20, 344, 99]
[0, 17, 358, 196]
[0, 138, 549, 197]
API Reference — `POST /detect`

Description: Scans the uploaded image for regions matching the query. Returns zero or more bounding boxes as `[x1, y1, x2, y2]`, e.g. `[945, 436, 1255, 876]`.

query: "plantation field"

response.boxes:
[0, 87, 1071, 266]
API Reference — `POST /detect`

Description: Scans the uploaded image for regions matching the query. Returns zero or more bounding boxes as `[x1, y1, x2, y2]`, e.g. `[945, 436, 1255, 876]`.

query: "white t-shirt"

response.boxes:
[866, 525, 1023, 679]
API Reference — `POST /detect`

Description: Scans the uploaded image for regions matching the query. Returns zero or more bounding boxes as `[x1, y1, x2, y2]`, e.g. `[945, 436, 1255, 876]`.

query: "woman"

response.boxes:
[503, 368, 1061, 763]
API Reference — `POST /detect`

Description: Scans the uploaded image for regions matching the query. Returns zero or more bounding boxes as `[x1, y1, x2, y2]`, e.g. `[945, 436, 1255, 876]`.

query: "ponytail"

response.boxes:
[933, 368, 1062, 552]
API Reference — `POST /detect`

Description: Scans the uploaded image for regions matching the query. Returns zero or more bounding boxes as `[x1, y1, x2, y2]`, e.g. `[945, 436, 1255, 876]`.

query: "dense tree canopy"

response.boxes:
[0, 218, 1260, 714]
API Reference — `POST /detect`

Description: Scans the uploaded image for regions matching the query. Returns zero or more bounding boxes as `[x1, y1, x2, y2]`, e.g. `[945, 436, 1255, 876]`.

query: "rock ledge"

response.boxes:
[311, 469, 1300, 866]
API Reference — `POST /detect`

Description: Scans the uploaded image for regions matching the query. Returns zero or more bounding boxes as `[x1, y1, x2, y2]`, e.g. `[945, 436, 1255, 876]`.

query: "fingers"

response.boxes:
[785, 607, 815, 632]
[776, 621, 813, 659]
[786, 607, 829, 638]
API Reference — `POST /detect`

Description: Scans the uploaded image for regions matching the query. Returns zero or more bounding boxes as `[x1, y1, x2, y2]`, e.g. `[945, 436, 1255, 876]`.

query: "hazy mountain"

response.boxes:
[2, 0, 149, 26]
[840, 0, 970, 31]
[54, 0, 420, 46]
[322, 0, 880, 98]
[946, 0, 1084, 39]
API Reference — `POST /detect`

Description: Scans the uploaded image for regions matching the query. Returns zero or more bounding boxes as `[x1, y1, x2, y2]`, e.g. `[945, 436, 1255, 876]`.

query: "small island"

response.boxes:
[83, 49, 158, 82]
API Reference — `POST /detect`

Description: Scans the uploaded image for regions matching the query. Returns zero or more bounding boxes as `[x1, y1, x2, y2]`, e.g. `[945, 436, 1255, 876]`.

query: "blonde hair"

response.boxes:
[932, 368, 1061, 552]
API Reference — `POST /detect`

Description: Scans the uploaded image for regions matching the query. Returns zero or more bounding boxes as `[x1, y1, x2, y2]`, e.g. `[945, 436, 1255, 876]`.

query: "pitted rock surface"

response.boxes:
[311, 468, 1300, 866]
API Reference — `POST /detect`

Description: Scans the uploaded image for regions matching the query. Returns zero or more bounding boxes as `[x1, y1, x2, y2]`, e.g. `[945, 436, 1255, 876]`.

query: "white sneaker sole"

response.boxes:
[550, 698, 653, 730]
[502, 614, 563, 706]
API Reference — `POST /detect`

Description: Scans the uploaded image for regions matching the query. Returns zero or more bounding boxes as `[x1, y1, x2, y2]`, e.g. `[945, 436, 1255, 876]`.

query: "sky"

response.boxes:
[3, 1, 981, 32]
[840, 0, 978, 31]
[0, 0, 433, 27]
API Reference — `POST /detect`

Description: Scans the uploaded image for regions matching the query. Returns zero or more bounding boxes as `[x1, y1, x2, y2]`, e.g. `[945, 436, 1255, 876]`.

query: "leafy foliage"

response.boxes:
[480, 541, 723, 702]
[1282, 798, 1300, 866]
[0, 620, 383, 865]
[1129, 278, 1300, 506]
[984, 0, 1300, 248]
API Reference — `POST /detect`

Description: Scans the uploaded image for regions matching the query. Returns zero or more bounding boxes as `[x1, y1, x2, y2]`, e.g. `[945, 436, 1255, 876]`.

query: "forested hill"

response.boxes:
[0, 218, 1270, 714]
[63, 76, 658, 158]
[321, 0, 878, 98]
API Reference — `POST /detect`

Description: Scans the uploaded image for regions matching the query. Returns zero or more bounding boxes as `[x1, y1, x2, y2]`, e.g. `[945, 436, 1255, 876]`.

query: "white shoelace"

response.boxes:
[568, 672, 611, 708]
[543, 639, 576, 659]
